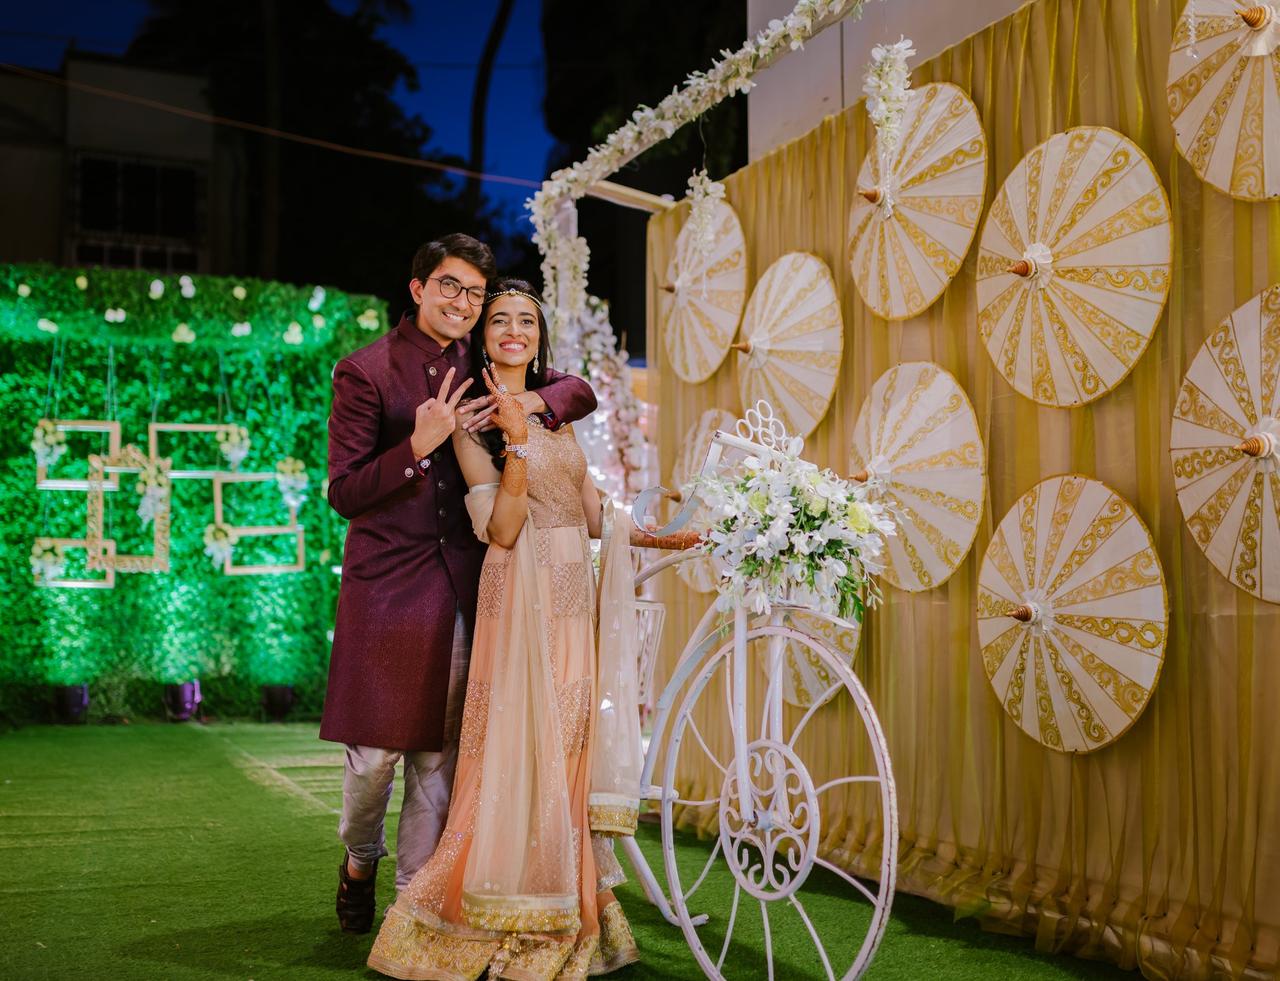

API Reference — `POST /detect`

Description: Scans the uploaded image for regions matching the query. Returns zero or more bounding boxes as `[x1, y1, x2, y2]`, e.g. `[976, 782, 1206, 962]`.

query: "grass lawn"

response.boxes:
[0, 722, 1129, 980]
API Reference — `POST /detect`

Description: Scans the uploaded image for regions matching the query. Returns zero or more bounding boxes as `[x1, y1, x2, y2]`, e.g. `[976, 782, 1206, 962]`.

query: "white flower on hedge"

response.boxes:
[75, 275, 89, 290]
[30, 539, 67, 584]
[282, 322, 304, 345]
[357, 308, 380, 330]
[216, 425, 250, 468]
[312, 314, 326, 329]
[31, 418, 67, 468]
[232, 285, 247, 301]
[171, 323, 195, 344]
[308, 286, 326, 311]
[179, 275, 196, 298]
[16, 283, 31, 298]
[104, 308, 127, 323]
[202, 523, 238, 567]
[231, 321, 251, 337]
[149, 279, 165, 299]
[37, 319, 58, 334]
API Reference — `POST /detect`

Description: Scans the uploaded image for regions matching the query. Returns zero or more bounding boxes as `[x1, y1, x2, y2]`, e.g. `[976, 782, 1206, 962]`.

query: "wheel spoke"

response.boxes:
[760, 900, 775, 981]
[672, 795, 720, 807]
[686, 713, 726, 774]
[716, 881, 741, 972]
[787, 679, 843, 748]
[814, 855, 880, 906]
[683, 836, 724, 903]
[789, 893, 836, 981]
[814, 774, 880, 796]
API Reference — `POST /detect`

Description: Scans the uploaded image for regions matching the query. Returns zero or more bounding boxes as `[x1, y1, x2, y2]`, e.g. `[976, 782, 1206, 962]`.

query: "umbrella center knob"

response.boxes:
[1240, 6, 1280, 56]
[1011, 599, 1054, 629]
[1238, 426, 1280, 470]
[1015, 243, 1055, 288]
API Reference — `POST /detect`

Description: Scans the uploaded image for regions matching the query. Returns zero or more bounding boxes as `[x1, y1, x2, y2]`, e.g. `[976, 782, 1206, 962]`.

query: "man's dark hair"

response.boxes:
[410, 233, 497, 285]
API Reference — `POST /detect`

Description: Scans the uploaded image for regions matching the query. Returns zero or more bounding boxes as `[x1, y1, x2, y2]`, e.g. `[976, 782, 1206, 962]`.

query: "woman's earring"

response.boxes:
[532, 355, 539, 373]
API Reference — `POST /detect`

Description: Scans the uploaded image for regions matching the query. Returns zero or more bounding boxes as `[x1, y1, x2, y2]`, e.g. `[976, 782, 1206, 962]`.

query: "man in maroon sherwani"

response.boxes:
[320, 233, 597, 932]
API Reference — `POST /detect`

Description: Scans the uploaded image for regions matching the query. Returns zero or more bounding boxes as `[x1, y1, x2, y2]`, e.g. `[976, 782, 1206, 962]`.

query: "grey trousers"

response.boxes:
[338, 608, 470, 893]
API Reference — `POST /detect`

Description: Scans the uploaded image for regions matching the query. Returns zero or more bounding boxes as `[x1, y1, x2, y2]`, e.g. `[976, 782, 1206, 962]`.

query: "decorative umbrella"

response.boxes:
[659, 199, 749, 383]
[977, 474, 1168, 753]
[775, 609, 863, 709]
[1170, 283, 1280, 603]
[850, 362, 986, 592]
[848, 82, 988, 321]
[976, 126, 1173, 407]
[734, 253, 844, 438]
[671, 408, 740, 594]
[1168, 2, 1280, 201]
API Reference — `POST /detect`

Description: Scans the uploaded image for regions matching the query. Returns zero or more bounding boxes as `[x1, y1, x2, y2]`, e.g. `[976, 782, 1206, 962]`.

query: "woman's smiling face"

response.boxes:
[483, 295, 541, 368]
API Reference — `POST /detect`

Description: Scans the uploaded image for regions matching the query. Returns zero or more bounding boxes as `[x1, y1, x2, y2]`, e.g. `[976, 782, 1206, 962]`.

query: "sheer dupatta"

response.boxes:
[461, 485, 578, 934]
[588, 498, 643, 836]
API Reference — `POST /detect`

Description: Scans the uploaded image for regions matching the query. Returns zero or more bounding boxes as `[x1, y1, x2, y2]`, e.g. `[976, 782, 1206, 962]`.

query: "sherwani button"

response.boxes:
[437, 480, 447, 491]
[428, 366, 438, 377]
[403, 467, 414, 478]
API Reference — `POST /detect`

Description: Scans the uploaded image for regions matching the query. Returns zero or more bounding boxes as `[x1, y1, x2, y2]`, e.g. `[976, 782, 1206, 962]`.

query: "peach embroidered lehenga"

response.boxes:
[368, 420, 642, 981]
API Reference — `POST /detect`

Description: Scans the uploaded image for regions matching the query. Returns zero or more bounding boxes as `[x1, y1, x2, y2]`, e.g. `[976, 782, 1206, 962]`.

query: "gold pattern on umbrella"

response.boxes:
[850, 362, 986, 592]
[772, 609, 862, 709]
[848, 82, 988, 321]
[1171, 283, 1280, 603]
[977, 474, 1168, 753]
[1168, 1, 1280, 201]
[976, 126, 1173, 407]
[671, 408, 739, 594]
[660, 200, 749, 383]
[734, 253, 844, 439]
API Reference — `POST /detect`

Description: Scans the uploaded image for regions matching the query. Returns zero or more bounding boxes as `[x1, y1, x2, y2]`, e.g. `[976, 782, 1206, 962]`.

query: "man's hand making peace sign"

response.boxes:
[410, 367, 473, 459]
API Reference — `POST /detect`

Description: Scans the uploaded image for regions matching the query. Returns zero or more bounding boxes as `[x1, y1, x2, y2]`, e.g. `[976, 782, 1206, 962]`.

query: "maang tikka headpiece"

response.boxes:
[485, 288, 544, 309]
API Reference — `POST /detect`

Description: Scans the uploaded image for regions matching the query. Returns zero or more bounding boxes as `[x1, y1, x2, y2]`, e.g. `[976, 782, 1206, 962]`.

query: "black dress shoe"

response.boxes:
[336, 857, 378, 934]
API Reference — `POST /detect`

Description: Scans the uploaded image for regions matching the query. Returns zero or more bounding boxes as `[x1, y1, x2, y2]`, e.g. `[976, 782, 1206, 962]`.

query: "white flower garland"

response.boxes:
[685, 169, 727, 274]
[528, 0, 875, 331]
[863, 34, 915, 217]
[31, 418, 67, 469]
[554, 297, 654, 499]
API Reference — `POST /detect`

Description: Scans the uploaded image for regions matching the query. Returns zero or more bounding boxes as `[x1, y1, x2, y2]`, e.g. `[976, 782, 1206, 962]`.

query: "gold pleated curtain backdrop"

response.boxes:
[644, 1, 1280, 977]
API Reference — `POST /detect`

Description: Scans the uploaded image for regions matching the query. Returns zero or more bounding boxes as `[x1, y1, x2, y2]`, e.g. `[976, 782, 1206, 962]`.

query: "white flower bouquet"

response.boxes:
[134, 458, 170, 528]
[216, 425, 250, 469]
[203, 523, 238, 567]
[31, 419, 67, 469]
[694, 436, 894, 623]
[275, 457, 309, 509]
[30, 539, 67, 585]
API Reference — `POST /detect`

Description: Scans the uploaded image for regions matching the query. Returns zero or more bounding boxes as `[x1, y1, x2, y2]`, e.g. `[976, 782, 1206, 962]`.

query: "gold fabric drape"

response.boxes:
[644, 1, 1280, 977]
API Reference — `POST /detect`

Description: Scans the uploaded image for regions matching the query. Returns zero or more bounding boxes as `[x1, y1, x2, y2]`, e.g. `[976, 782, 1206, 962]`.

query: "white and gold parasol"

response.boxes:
[1167, 2, 1280, 201]
[848, 82, 988, 321]
[774, 609, 862, 709]
[734, 253, 843, 438]
[670, 408, 739, 594]
[1170, 283, 1280, 603]
[976, 126, 1173, 407]
[977, 475, 1168, 753]
[851, 362, 986, 592]
[659, 199, 749, 383]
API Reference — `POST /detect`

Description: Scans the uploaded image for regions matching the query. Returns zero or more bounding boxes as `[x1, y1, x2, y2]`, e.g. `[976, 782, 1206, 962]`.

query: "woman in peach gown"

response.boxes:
[368, 280, 694, 981]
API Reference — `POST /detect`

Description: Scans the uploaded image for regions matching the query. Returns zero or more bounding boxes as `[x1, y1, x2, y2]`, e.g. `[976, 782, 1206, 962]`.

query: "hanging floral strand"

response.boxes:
[862, 35, 916, 215]
[685, 169, 727, 284]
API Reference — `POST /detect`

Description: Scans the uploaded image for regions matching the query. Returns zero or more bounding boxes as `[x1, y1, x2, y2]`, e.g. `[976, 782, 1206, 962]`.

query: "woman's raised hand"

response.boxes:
[481, 364, 529, 445]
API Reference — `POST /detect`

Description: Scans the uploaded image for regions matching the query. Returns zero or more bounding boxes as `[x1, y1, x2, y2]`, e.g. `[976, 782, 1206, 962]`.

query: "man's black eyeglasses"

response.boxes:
[427, 276, 487, 306]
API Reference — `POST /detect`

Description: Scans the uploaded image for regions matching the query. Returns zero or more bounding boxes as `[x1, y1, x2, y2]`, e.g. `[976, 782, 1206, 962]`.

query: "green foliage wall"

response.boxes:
[0, 264, 387, 724]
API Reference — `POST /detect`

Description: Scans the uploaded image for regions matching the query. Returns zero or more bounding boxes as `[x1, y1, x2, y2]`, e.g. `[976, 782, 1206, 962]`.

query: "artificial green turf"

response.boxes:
[0, 723, 1129, 980]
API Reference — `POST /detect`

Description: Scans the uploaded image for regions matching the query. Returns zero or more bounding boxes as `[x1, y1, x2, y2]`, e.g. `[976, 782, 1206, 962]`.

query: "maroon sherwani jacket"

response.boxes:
[319, 313, 597, 752]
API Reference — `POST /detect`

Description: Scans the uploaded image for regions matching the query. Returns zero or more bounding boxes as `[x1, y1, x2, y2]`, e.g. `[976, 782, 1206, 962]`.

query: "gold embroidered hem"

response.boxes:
[461, 893, 580, 935]
[587, 799, 638, 837]
[589, 902, 640, 976]
[367, 906, 500, 981]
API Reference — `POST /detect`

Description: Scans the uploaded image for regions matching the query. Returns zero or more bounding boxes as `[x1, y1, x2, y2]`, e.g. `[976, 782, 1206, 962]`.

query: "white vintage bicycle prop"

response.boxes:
[621, 401, 899, 981]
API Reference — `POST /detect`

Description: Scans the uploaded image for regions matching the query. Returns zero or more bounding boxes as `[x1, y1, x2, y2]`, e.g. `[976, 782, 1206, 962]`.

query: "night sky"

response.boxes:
[0, 0, 555, 233]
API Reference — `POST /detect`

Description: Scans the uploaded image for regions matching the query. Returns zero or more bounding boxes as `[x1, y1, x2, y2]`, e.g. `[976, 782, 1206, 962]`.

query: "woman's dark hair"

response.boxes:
[410, 233, 497, 285]
[468, 278, 551, 470]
